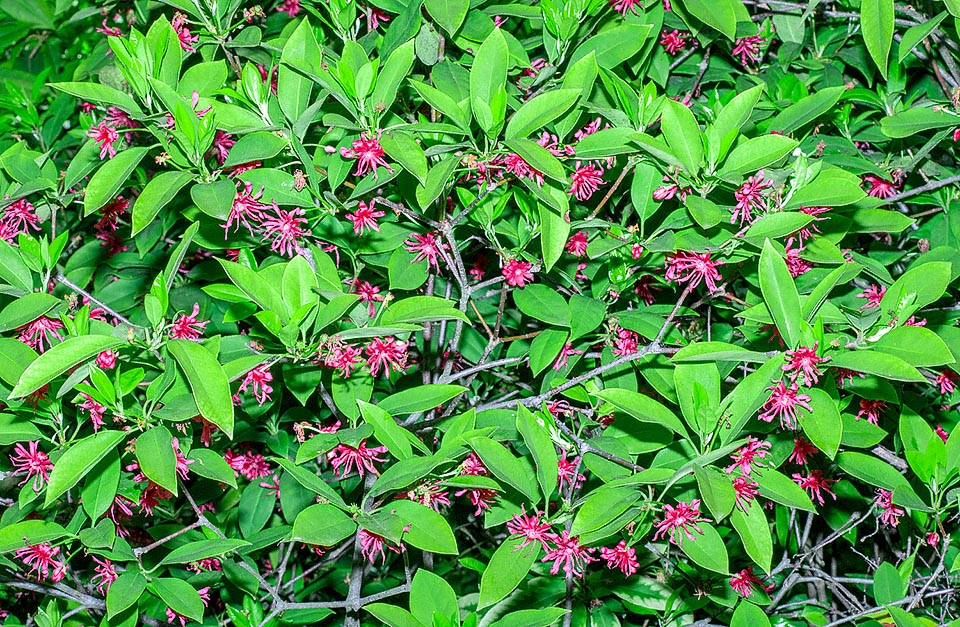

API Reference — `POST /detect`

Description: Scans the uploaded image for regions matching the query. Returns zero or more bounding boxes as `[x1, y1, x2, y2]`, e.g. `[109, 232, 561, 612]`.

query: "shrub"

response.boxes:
[0, 0, 959, 626]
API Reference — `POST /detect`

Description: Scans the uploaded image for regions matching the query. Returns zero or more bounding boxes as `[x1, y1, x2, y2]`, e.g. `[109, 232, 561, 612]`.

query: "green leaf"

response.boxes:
[216, 258, 290, 322]
[221, 132, 289, 168]
[424, 0, 469, 36]
[506, 89, 581, 140]
[381, 130, 428, 186]
[685, 196, 722, 229]
[755, 468, 816, 512]
[720, 134, 798, 175]
[0, 520, 69, 553]
[661, 99, 703, 174]
[469, 436, 538, 502]
[769, 86, 846, 135]
[470, 28, 508, 126]
[381, 296, 469, 325]
[797, 388, 842, 460]
[187, 448, 238, 489]
[272, 456, 346, 507]
[881, 107, 958, 139]
[899, 12, 948, 61]
[707, 85, 764, 166]
[83, 147, 149, 216]
[529, 329, 569, 377]
[160, 539, 250, 565]
[504, 138, 567, 184]
[488, 609, 569, 627]
[862, 0, 894, 78]
[682, 0, 737, 40]
[758, 239, 802, 348]
[693, 465, 736, 522]
[479, 537, 539, 609]
[595, 388, 687, 436]
[238, 482, 274, 538]
[51, 82, 143, 116]
[731, 603, 771, 627]
[278, 19, 315, 123]
[874, 561, 906, 604]
[372, 40, 415, 114]
[570, 24, 652, 68]
[673, 342, 769, 363]
[364, 604, 425, 627]
[786, 168, 866, 208]
[513, 285, 569, 327]
[539, 202, 570, 273]
[410, 569, 459, 627]
[878, 261, 951, 327]
[873, 326, 954, 367]
[719, 356, 785, 443]
[12, 335, 125, 398]
[360, 401, 419, 459]
[731, 500, 773, 573]
[45, 430, 127, 507]
[132, 170, 193, 236]
[570, 486, 640, 536]
[151, 579, 203, 623]
[391, 499, 459, 555]
[291, 503, 358, 545]
[516, 405, 559, 501]
[378, 384, 466, 415]
[107, 572, 147, 618]
[0, 292, 60, 332]
[167, 339, 235, 438]
[136, 426, 178, 495]
[828, 350, 926, 383]
[678, 523, 728, 574]
[0, 413, 43, 445]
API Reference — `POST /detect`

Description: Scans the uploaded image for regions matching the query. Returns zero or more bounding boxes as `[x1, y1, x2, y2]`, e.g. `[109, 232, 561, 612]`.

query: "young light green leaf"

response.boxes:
[11, 335, 125, 398]
[758, 238, 802, 348]
[45, 430, 127, 507]
[83, 147, 149, 216]
[167, 340, 235, 438]
[862, 0, 894, 78]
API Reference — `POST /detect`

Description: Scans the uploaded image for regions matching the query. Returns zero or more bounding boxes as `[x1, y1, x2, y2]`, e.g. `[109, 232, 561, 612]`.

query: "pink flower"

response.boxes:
[935, 370, 959, 395]
[365, 337, 408, 377]
[224, 448, 272, 481]
[259, 475, 281, 499]
[784, 238, 812, 278]
[537, 132, 575, 157]
[732, 476, 760, 511]
[460, 452, 487, 476]
[788, 437, 819, 465]
[358, 528, 402, 564]
[569, 163, 605, 201]
[0, 197, 42, 241]
[404, 231, 448, 270]
[106, 107, 138, 129]
[574, 117, 605, 142]
[927, 532, 940, 546]
[17, 316, 64, 352]
[502, 259, 534, 287]
[541, 530, 596, 577]
[782, 343, 829, 386]
[565, 231, 589, 257]
[875, 489, 905, 527]
[87, 121, 120, 159]
[506, 507, 555, 552]
[652, 499, 710, 545]
[856, 284, 886, 309]
[936, 424, 950, 443]
[96, 350, 118, 370]
[732, 35, 766, 66]
[368, 7, 391, 30]
[239, 365, 273, 405]
[458, 487, 498, 516]
[9, 441, 54, 492]
[557, 454, 585, 490]
[833, 367, 865, 389]
[609, 0, 641, 16]
[277, 0, 300, 16]
[91, 556, 118, 595]
[731, 170, 773, 226]
[171, 12, 198, 52]
[80, 394, 107, 432]
[209, 130, 235, 165]
[553, 343, 584, 370]
[612, 326, 639, 356]
[856, 399, 887, 425]
[664, 251, 724, 291]
[726, 437, 771, 475]
[96, 19, 122, 38]
[729, 567, 766, 598]
[225, 182, 269, 236]
[863, 174, 898, 199]
[324, 344, 364, 378]
[14, 541, 66, 582]
[659, 30, 691, 55]
[345, 199, 385, 235]
[501, 153, 544, 186]
[169, 303, 208, 340]
[329, 439, 389, 478]
[261, 206, 307, 257]
[758, 380, 812, 430]
[797, 206, 831, 240]
[347, 278, 385, 317]
[340, 133, 392, 180]
[599, 540, 638, 576]
[791, 470, 837, 506]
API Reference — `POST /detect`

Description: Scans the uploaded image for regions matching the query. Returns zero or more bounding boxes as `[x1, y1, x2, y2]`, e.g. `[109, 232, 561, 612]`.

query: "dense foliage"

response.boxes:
[2, 0, 960, 626]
